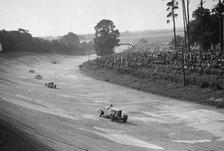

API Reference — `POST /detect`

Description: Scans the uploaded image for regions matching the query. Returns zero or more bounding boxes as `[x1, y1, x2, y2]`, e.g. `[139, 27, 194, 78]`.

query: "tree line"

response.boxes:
[166, 0, 224, 56]
[0, 28, 92, 54]
[93, 1, 224, 57]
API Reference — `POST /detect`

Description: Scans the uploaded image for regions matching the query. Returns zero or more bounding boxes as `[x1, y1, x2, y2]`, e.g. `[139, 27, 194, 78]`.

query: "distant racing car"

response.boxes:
[98, 104, 128, 123]
[29, 69, 35, 73]
[45, 81, 57, 89]
[35, 74, 42, 80]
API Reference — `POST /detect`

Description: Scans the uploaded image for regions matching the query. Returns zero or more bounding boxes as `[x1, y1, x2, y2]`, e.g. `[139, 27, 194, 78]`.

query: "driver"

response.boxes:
[106, 104, 113, 114]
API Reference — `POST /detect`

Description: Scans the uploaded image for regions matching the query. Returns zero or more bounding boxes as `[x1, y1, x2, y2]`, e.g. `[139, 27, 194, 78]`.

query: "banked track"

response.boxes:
[0, 52, 224, 151]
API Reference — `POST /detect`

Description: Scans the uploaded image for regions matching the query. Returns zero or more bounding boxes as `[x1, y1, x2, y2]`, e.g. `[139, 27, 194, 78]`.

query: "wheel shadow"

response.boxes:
[107, 119, 138, 126]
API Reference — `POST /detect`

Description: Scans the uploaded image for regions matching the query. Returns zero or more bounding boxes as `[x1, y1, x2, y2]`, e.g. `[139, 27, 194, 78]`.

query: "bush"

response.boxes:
[200, 81, 210, 88]
[216, 80, 224, 90]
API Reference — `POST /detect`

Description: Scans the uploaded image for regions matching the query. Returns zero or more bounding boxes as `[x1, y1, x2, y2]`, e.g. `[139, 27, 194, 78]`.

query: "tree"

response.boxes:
[186, 0, 190, 52]
[0, 29, 87, 54]
[93, 19, 120, 56]
[212, 0, 224, 56]
[60, 32, 80, 47]
[165, 0, 179, 50]
[189, 7, 219, 51]
[200, 0, 206, 52]
[181, 0, 191, 52]
[181, 0, 187, 51]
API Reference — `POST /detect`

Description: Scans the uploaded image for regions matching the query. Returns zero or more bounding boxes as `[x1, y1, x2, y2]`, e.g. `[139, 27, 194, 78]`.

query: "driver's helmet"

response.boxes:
[106, 104, 113, 109]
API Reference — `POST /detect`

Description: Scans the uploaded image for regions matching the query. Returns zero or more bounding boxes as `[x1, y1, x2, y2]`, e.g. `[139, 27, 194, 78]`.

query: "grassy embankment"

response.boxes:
[80, 61, 224, 108]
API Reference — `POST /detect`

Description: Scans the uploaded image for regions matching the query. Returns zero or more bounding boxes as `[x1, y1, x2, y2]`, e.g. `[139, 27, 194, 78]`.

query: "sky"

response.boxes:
[0, 0, 217, 37]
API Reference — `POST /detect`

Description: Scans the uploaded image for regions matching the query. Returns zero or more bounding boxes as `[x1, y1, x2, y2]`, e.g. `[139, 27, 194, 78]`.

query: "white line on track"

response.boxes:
[171, 139, 212, 144]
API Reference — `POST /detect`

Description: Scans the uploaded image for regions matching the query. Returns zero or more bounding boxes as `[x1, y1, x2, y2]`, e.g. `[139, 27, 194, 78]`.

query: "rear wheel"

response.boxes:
[123, 115, 128, 123]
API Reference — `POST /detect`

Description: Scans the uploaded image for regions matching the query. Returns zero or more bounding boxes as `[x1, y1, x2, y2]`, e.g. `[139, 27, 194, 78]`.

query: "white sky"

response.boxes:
[0, 0, 217, 37]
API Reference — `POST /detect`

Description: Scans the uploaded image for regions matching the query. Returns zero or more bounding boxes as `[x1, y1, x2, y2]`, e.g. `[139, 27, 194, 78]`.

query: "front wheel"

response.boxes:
[98, 109, 104, 117]
[111, 114, 115, 122]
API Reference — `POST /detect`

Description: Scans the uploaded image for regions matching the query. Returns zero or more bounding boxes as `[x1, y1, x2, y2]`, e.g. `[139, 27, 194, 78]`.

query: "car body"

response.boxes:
[35, 74, 42, 80]
[45, 82, 56, 89]
[98, 105, 128, 123]
[29, 69, 35, 73]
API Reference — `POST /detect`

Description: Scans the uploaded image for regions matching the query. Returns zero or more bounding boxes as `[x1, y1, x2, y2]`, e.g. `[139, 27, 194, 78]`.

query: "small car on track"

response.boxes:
[98, 104, 128, 123]
[29, 69, 35, 73]
[35, 74, 42, 80]
[45, 81, 57, 89]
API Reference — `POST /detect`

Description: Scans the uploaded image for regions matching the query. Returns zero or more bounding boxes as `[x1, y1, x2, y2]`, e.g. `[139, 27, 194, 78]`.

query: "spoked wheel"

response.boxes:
[98, 109, 104, 117]
[123, 115, 128, 123]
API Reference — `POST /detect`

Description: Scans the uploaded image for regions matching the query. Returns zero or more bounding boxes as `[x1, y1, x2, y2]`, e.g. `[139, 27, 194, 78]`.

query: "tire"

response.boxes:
[123, 115, 128, 123]
[98, 109, 104, 117]
[111, 114, 115, 122]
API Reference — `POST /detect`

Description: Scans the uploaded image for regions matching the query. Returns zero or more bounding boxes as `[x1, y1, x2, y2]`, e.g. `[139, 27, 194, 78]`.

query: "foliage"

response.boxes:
[169, 35, 184, 49]
[212, 0, 224, 56]
[189, 7, 219, 51]
[212, 0, 224, 15]
[165, 0, 179, 49]
[80, 40, 94, 51]
[60, 32, 80, 47]
[93, 52, 224, 90]
[0, 29, 88, 54]
[138, 38, 148, 44]
[166, 0, 179, 23]
[93, 19, 120, 56]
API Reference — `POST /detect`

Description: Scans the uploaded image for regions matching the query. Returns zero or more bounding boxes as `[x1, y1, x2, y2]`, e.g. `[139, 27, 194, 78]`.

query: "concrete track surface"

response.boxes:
[0, 53, 224, 151]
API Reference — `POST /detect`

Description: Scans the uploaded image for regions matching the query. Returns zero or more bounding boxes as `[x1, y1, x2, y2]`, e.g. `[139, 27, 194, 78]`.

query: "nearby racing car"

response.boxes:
[45, 81, 57, 89]
[98, 104, 128, 123]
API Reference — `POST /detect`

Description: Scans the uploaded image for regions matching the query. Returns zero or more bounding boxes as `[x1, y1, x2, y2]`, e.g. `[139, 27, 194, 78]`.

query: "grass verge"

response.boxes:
[79, 61, 224, 108]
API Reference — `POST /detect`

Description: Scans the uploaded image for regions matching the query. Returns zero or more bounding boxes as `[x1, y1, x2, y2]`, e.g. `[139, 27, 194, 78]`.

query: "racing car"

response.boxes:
[98, 104, 128, 123]
[29, 69, 35, 73]
[35, 74, 42, 80]
[45, 81, 57, 89]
